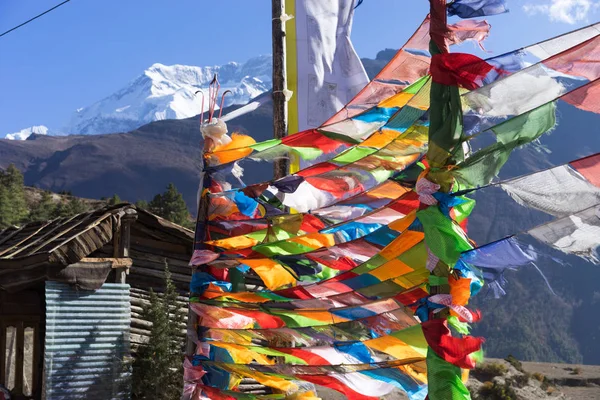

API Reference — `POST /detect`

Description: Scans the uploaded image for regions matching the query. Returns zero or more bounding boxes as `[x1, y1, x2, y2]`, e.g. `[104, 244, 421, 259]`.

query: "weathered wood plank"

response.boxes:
[129, 235, 189, 257]
[128, 249, 191, 268]
[79, 257, 133, 268]
[129, 258, 190, 276]
[0, 221, 53, 259]
[129, 267, 191, 283]
[14, 321, 24, 395]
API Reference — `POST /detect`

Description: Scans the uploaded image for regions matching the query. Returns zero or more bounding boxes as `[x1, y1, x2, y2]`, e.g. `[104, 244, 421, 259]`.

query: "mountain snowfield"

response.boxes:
[5, 126, 53, 140]
[4, 55, 272, 139]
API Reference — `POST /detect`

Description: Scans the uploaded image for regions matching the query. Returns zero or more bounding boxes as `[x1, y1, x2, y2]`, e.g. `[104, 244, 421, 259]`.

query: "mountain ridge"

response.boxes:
[5, 55, 273, 139]
[5, 50, 395, 140]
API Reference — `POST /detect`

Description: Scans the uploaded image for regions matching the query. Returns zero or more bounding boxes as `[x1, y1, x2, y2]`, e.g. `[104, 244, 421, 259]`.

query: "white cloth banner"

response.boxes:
[288, 0, 369, 133]
[528, 206, 600, 263]
[501, 164, 600, 218]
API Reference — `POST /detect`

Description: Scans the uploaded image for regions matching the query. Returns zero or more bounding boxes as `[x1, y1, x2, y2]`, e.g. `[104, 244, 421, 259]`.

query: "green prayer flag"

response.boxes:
[333, 146, 378, 164]
[453, 141, 513, 188]
[288, 145, 323, 161]
[357, 280, 405, 298]
[405, 75, 431, 94]
[398, 241, 428, 268]
[246, 226, 294, 241]
[453, 196, 476, 223]
[427, 42, 466, 169]
[252, 240, 314, 257]
[492, 102, 556, 145]
[313, 264, 338, 281]
[447, 315, 471, 335]
[429, 275, 449, 286]
[249, 346, 307, 365]
[391, 324, 428, 356]
[353, 254, 388, 274]
[250, 138, 281, 152]
[417, 207, 473, 266]
[427, 350, 472, 400]
[454, 102, 557, 188]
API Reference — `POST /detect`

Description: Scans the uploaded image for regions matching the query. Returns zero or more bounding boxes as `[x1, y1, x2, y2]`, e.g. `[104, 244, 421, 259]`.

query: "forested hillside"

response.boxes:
[0, 165, 193, 229]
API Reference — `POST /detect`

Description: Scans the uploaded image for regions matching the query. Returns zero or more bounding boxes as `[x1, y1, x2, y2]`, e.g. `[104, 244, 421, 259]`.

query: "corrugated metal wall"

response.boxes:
[44, 282, 131, 400]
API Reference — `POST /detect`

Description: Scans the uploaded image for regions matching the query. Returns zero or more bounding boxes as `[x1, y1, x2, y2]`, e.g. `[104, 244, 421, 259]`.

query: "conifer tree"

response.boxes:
[0, 186, 11, 229]
[148, 183, 191, 227]
[65, 197, 89, 215]
[134, 200, 149, 210]
[0, 164, 28, 228]
[29, 191, 57, 222]
[132, 266, 185, 399]
[108, 194, 122, 205]
[52, 196, 90, 218]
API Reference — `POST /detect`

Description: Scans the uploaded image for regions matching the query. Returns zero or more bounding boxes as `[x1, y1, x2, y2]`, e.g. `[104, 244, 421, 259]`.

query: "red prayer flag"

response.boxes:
[422, 318, 484, 369]
[431, 53, 496, 90]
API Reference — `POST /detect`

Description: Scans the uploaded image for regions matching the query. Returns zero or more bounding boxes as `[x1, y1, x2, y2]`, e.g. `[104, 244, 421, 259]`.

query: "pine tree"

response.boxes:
[29, 191, 57, 222]
[148, 183, 191, 227]
[132, 266, 185, 399]
[0, 185, 10, 229]
[135, 200, 149, 210]
[52, 197, 90, 218]
[108, 194, 122, 205]
[0, 164, 29, 228]
[65, 197, 89, 215]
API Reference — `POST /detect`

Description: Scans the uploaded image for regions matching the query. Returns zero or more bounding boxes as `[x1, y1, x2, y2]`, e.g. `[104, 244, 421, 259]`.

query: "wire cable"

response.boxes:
[0, 0, 71, 39]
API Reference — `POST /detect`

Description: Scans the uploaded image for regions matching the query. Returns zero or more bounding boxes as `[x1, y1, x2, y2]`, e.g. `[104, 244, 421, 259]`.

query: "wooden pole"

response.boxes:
[272, 0, 289, 180]
[427, 0, 452, 303]
[114, 209, 136, 284]
[270, 2, 291, 392]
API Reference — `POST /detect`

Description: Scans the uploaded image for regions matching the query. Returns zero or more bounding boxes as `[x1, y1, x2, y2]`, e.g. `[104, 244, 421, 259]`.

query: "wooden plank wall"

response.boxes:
[129, 287, 188, 352]
[88, 213, 193, 353]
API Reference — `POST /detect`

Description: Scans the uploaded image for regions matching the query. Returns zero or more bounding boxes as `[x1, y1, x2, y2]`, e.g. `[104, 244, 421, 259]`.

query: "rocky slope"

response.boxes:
[0, 96, 274, 207]
[318, 358, 600, 400]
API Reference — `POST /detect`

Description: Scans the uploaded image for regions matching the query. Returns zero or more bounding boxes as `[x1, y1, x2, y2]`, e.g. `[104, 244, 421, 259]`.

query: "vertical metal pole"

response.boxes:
[272, 0, 289, 180]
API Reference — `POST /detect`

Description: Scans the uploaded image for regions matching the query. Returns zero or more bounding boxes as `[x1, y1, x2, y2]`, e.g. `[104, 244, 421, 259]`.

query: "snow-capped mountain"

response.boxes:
[5, 126, 52, 140]
[4, 55, 272, 139]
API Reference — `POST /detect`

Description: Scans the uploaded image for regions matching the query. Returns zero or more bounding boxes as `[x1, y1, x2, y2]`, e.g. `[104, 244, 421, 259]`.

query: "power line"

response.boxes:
[0, 0, 72, 39]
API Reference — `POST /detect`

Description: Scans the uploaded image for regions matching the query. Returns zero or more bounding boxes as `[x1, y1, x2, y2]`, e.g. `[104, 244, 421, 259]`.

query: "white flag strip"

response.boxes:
[501, 164, 600, 218]
[464, 34, 600, 118]
[526, 22, 600, 61]
[285, 0, 369, 135]
[528, 205, 600, 263]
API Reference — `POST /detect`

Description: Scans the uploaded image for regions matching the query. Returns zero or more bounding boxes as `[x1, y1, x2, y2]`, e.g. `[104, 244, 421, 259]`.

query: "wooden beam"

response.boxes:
[79, 257, 133, 268]
[33, 213, 95, 255]
[112, 214, 122, 258]
[0, 221, 54, 259]
[32, 322, 41, 399]
[115, 209, 137, 284]
[0, 226, 24, 249]
[120, 209, 136, 258]
[0, 321, 5, 388]
[14, 321, 24, 396]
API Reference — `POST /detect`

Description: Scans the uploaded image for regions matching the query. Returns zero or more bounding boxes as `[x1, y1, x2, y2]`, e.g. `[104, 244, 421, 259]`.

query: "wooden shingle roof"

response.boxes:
[0, 204, 194, 292]
[0, 205, 130, 267]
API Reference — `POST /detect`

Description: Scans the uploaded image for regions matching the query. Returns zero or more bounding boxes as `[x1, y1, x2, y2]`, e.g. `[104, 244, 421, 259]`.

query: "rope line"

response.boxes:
[0, 0, 72, 39]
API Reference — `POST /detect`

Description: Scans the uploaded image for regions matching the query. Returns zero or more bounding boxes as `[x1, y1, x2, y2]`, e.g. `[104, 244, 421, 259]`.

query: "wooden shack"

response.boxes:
[0, 204, 193, 400]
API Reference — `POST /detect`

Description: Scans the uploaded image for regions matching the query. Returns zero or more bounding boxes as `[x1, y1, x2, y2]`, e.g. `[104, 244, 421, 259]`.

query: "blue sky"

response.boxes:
[0, 0, 597, 135]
